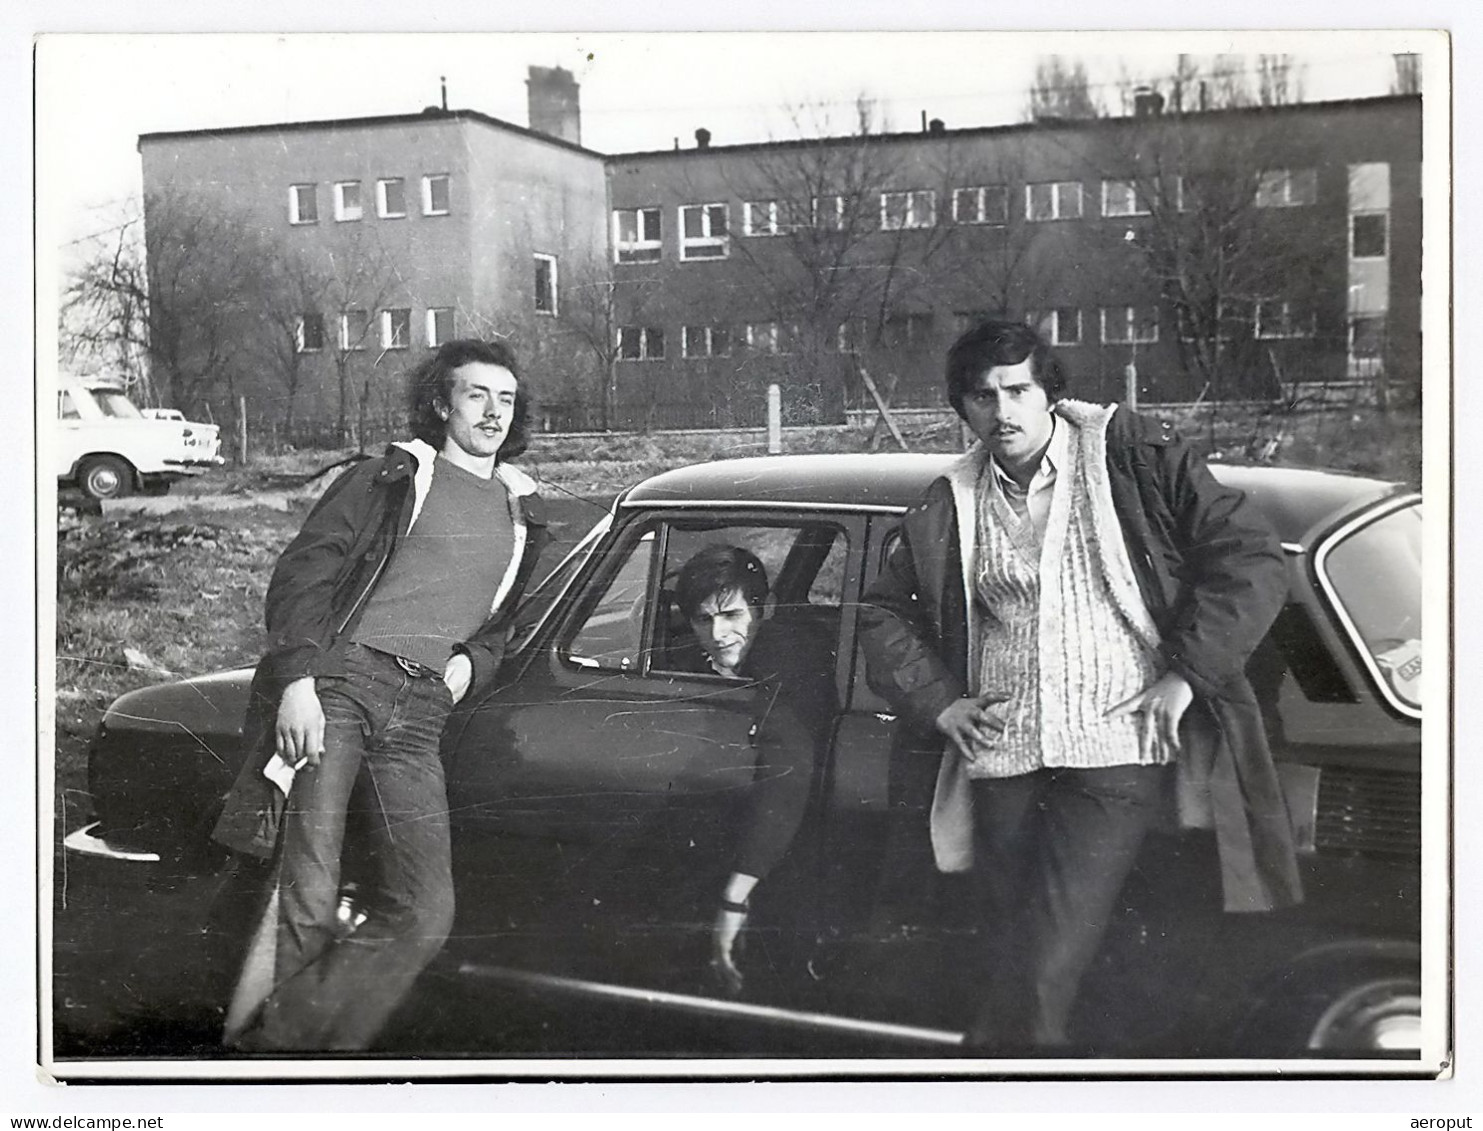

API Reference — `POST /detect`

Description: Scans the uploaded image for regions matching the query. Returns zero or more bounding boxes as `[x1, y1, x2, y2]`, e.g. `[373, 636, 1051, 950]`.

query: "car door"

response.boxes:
[443, 509, 860, 1005]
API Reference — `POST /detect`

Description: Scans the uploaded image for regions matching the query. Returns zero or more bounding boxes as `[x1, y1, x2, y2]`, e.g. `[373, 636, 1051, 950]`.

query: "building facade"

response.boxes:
[136, 77, 1421, 436]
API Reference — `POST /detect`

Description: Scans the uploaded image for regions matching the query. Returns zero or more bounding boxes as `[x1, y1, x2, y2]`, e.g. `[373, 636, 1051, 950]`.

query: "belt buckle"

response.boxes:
[395, 655, 434, 679]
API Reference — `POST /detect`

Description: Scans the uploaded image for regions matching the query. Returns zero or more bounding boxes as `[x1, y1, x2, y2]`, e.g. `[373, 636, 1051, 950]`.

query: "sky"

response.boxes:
[35, 30, 1432, 254]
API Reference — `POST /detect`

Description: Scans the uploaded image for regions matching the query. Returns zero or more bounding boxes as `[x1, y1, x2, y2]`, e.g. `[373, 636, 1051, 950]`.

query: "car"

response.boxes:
[62, 453, 1425, 1060]
[56, 379, 223, 500]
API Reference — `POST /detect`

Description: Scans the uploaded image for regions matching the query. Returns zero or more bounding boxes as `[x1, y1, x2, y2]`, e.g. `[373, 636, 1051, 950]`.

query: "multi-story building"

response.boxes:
[136, 71, 1421, 436]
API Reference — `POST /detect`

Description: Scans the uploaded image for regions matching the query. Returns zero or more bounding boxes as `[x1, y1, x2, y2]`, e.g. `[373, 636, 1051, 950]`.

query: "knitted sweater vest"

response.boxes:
[965, 407, 1171, 777]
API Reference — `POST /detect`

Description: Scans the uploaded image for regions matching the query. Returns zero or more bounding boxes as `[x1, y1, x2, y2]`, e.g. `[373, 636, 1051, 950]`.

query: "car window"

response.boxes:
[564, 529, 656, 671]
[1317, 500, 1422, 714]
[92, 390, 142, 419]
[59, 392, 80, 420]
[560, 519, 849, 678]
[506, 513, 612, 654]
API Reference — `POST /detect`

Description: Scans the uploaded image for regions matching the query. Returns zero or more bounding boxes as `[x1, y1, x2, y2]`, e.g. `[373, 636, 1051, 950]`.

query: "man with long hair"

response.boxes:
[213, 338, 547, 1051]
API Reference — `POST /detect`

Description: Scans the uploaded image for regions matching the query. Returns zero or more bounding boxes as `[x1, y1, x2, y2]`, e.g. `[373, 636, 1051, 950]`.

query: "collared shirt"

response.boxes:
[986, 417, 1066, 553]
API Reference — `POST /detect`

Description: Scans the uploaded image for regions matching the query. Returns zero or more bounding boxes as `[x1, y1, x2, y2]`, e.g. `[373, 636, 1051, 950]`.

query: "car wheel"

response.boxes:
[77, 455, 135, 500]
[1239, 962, 1423, 1055]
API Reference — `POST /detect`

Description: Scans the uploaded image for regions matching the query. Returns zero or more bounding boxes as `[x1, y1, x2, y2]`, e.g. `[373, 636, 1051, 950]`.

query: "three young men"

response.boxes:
[860, 319, 1301, 1049]
[212, 339, 547, 1051]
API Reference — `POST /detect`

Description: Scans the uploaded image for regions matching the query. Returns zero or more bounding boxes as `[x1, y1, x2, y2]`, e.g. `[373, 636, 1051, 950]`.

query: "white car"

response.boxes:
[56, 380, 223, 500]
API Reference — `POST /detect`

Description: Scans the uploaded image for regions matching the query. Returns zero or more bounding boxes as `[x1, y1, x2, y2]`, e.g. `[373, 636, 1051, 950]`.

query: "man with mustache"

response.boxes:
[212, 338, 548, 1051]
[860, 318, 1300, 1051]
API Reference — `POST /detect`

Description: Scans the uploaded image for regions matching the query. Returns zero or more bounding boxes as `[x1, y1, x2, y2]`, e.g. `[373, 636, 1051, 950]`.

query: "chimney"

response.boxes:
[928, 118, 946, 136]
[1133, 86, 1165, 118]
[526, 65, 581, 145]
[695, 127, 711, 150]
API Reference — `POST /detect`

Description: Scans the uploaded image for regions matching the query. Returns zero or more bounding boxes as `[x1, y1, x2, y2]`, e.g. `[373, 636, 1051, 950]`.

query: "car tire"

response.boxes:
[1238, 960, 1423, 1055]
[77, 455, 135, 501]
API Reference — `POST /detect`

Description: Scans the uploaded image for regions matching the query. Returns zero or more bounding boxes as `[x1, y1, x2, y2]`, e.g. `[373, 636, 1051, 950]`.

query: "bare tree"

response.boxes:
[319, 229, 399, 446]
[59, 208, 153, 397]
[551, 253, 662, 430]
[1084, 107, 1333, 413]
[251, 249, 337, 438]
[1025, 56, 1103, 122]
[1256, 54, 1306, 107]
[1392, 54, 1422, 95]
[718, 98, 964, 419]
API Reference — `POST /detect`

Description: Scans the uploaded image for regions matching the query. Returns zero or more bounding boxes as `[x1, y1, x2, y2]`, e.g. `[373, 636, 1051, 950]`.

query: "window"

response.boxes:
[1101, 179, 1148, 217]
[880, 190, 936, 230]
[883, 311, 934, 349]
[1255, 300, 1313, 340]
[333, 181, 363, 222]
[426, 307, 455, 347]
[92, 390, 142, 419]
[1100, 306, 1159, 344]
[534, 254, 558, 315]
[744, 322, 779, 355]
[812, 194, 865, 231]
[1351, 212, 1389, 259]
[380, 308, 411, 350]
[952, 185, 1008, 225]
[289, 184, 318, 225]
[339, 309, 370, 351]
[617, 326, 665, 361]
[295, 313, 325, 353]
[1026, 181, 1082, 221]
[1256, 168, 1318, 208]
[1180, 300, 1253, 342]
[1033, 308, 1082, 346]
[680, 203, 729, 260]
[59, 391, 80, 420]
[614, 207, 662, 263]
[682, 325, 730, 359]
[377, 178, 407, 219]
[564, 529, 656, 672]
[422, 174, 451, 216]
[743, 200, 783, 237]
[1317, 501, 1422, 716]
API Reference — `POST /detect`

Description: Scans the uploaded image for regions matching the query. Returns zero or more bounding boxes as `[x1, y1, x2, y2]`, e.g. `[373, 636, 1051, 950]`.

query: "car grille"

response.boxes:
[1314, 765, 1421, 861]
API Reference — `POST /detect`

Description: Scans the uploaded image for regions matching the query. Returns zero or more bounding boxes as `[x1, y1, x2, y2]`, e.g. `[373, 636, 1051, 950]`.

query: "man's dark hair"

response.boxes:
[945, 318, 1068, 415]
[408, 338, 532, 460]
[675, 544, 770, 621]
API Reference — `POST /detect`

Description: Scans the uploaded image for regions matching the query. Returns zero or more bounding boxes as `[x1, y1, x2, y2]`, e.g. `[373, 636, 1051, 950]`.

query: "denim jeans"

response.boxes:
[232, 644, 456, 1051]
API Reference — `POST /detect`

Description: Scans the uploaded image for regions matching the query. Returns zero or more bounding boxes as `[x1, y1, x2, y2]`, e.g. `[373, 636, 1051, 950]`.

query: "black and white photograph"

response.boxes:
[32, 24, 1451, 1092]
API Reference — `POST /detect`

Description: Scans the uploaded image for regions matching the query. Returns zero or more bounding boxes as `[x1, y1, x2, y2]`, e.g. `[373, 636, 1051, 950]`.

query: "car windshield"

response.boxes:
[505, 512, 613, 653]
[92, 390, 143, 419]
[1318, 500, 1422, 714]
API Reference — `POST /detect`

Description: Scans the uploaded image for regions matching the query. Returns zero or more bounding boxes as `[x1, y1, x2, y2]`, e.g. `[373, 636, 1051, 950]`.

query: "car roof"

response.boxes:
[621, 453, 1410, 544]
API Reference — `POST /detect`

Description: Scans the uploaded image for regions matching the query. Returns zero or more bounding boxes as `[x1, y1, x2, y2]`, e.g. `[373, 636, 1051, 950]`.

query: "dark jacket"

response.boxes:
[733, 613, 839, 880]
[859, 402, 1302, 913]
[213, 440, 549, 858]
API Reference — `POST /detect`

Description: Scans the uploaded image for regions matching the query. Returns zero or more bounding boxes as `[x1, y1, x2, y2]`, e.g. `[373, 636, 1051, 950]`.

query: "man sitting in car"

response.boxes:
[674, 544, 838, 995]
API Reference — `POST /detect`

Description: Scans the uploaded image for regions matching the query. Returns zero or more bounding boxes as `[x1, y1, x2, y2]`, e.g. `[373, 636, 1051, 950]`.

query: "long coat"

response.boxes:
[858, 402, 1303, 913]
[212, 440, 549, 859]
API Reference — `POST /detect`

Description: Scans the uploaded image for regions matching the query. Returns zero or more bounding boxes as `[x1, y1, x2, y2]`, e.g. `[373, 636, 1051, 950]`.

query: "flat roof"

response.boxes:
[138, 107, 601, 158]
[605, 94, 1420, 162]
[136, 93, 1418, 165]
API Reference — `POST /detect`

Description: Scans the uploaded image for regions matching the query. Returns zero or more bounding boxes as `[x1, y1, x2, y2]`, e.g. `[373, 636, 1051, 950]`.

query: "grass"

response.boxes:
[54, 403, 1424, 820]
